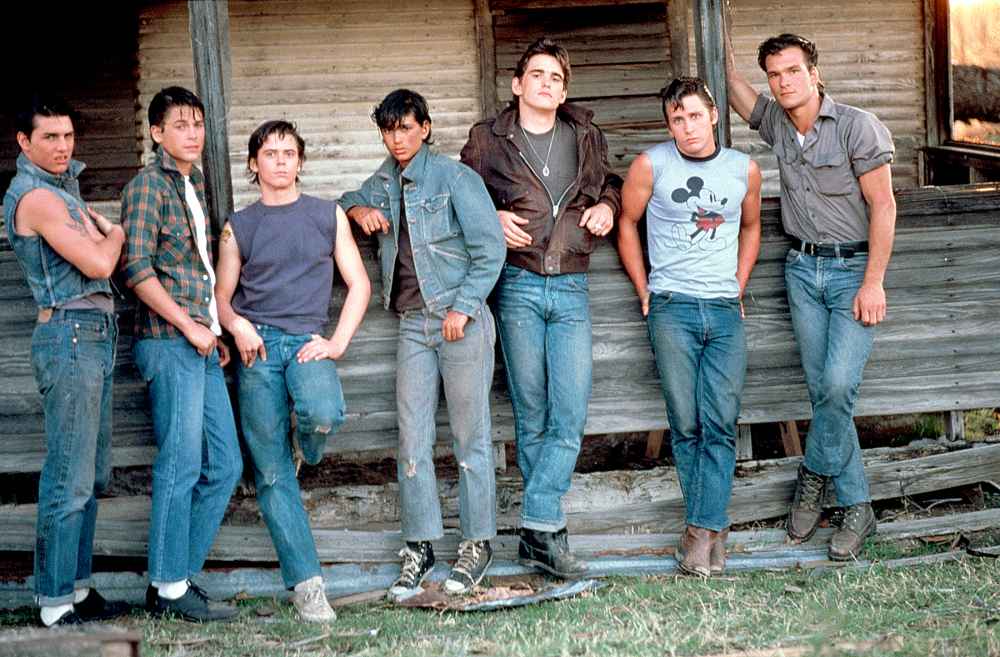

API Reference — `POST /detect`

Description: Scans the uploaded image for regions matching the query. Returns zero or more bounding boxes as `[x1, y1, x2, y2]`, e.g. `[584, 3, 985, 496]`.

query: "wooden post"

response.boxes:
[945, 410, 966, 441]
[692, 0, 731, 146]
[473, 0, 499, 118]
[736, 424, 753, 461]
[189, 0, 234, 233]
[667, 0, 690, 77]
[778, 421, 803, 457]
[645, 429, 666, 459]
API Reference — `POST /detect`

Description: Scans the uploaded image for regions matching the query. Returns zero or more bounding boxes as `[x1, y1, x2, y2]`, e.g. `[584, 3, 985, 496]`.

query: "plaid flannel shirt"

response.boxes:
[121, 150, 216, 339]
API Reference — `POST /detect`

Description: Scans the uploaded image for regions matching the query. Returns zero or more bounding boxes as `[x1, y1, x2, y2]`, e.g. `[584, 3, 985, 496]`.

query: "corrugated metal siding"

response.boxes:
[492, 2, 672, 175]
[723, 0, 926, 195]
[137, 0, 481, 208]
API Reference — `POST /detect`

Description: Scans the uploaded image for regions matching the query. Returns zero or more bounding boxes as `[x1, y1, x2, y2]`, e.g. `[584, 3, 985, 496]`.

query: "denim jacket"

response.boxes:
[4, 153, 112, 308]
[339, 144, 505, 317]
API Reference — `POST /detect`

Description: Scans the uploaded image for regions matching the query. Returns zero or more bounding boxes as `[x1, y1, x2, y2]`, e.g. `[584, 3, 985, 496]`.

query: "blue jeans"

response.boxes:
[647, 292, 746, 532]
[31, 310, 116, 606]
[495, 265, 592, 532]
[237, 324, 345, 588]
[396, 304, 497, 541]
[784, 250, 875, 507]
[134, 337, 241, 583]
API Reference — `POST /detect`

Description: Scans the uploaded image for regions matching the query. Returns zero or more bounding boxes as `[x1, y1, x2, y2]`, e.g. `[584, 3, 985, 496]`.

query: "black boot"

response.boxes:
[518, 527, 588, 579]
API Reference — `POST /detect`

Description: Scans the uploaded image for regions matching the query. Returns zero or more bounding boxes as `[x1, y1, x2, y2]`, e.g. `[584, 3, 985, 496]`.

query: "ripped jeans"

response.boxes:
[395, 304, 497, 542]
[237, 324, 346, 588]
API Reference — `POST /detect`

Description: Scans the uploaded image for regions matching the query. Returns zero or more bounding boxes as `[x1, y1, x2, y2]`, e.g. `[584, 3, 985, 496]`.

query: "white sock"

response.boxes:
[40, 603, 74, 626]
[152, 580, 188, 600]
[73, 587, 90, 604]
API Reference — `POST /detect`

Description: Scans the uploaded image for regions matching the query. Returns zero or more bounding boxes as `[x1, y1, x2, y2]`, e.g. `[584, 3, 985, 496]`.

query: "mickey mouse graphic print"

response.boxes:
[644, 140, 749, 298]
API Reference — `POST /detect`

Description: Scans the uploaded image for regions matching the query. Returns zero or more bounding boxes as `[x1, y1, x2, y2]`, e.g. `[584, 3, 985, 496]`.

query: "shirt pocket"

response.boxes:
[775, 148, 800, 192]
[420, 193, 458, 243]
[811, 150, 854, 196]
[157, 220, 192, 266]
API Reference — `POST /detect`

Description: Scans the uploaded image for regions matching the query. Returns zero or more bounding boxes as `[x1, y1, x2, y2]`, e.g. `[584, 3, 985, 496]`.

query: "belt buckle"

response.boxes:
[803, 242, 816, 256]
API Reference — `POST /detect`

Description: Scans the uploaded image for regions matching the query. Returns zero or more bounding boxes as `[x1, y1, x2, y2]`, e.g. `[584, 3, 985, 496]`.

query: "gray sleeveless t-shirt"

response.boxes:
[230, 194, 337, 334]
[645, 141, 750, 299]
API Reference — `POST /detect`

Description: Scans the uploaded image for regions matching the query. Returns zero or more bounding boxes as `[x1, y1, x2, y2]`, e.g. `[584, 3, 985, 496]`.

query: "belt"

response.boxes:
[37, 307, 113, 324]
[798, 240, 869, 258]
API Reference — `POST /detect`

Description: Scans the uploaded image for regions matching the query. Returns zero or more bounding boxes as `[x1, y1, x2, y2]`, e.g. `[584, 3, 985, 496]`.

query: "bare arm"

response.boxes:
[214, 221, 266, 367]
[736, 160, 763, 300]
[725, 25, 760, 122]
[297, 206, 371, 363]
[616, 154, 654, 316]
[854, 163, 896, 326]
[132, 276, 218, 356]
[16, 189, 124, 280]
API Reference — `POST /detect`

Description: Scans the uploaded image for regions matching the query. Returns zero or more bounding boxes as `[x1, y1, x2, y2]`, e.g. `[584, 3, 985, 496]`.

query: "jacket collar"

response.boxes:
[375, 142, 432, 183]
[817, 93, 839, 121]
[16, 152, 86, 187]
[492, 101, 594, 137]
[154, 148, 202, 183]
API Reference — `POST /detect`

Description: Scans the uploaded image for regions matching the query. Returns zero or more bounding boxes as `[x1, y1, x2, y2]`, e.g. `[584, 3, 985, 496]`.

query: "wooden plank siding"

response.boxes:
[491, 2, 674, 176]
[1, 184, 998, 474]
[136, 0, 482, 210]
[712, 0, 927, 195]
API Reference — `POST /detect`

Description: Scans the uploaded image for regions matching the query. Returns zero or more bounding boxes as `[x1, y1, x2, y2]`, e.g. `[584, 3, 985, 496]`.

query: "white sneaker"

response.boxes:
[292, 576, 336, 623]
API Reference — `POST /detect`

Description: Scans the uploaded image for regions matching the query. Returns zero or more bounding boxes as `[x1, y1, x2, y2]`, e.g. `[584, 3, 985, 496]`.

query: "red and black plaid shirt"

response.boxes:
[121, 150, 217, 339]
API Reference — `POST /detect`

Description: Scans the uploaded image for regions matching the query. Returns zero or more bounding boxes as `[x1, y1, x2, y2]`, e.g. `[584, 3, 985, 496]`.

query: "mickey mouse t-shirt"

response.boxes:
[644, 140, 749, 299]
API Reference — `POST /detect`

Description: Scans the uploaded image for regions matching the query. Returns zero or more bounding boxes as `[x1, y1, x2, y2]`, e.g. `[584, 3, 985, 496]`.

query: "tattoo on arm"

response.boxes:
[221, 226, 233, 243]
[64, 216, 89, 236]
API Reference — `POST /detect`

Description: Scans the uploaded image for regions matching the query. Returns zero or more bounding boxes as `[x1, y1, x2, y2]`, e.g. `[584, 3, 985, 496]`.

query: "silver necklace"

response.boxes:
[520, 121, 557, 177]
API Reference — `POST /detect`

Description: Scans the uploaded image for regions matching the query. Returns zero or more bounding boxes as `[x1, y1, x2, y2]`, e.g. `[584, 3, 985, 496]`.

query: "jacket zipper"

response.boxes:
[513, 144, 579, 225]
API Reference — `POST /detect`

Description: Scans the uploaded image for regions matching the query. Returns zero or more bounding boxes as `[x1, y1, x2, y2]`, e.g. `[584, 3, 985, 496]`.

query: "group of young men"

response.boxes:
[7, 32, 895, 628]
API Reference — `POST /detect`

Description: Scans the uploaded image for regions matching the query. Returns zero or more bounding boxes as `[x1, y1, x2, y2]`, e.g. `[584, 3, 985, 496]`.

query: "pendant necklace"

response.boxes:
[520, 121, 557, 177]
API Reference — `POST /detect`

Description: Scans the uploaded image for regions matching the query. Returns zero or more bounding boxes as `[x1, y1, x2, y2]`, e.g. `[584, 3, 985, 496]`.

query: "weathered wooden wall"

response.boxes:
[723, 0, 927, 195]
[137, 0, 482, 209]
[0, 6, 141, 202]
[2, 184, 998, 474]
[491, 0, 675, 176]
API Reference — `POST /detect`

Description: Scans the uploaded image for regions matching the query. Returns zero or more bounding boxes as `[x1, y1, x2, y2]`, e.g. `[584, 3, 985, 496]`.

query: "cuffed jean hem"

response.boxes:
[521, 516, 567, 533]
[687, 519, 730, 533]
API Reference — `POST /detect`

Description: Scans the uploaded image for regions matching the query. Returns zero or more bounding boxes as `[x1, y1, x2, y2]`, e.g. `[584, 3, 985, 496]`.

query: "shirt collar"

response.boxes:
[16, 152, 86, 186]
[376, 142, 431, 183]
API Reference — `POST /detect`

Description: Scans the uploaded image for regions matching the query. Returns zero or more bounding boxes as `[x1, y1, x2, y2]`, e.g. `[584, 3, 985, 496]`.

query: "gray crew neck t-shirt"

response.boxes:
[512, 118, 577, 211]
[230, 193, 337, 334]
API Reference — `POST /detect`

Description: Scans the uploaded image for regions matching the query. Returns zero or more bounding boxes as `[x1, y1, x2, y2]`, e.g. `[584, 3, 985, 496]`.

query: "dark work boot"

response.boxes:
[829, 503, 876, 561]
[73, 589, 132, 622]
[786, 464, 831, 541]
[518, 528, 588, 579]
[710, 528, 729, 576]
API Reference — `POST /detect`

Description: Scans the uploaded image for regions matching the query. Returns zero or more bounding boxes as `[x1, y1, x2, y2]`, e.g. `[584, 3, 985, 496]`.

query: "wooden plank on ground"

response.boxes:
[779, 421, 803, 456]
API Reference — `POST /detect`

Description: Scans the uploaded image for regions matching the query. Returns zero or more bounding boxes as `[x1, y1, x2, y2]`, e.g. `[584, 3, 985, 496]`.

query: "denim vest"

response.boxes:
[3, 153, 111, 308]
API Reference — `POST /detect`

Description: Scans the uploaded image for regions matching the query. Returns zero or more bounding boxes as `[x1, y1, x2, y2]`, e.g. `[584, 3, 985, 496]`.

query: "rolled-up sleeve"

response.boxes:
[847, 112, 895, 178]
[748, 95, 778, 146]
[120, 175, 160, 288]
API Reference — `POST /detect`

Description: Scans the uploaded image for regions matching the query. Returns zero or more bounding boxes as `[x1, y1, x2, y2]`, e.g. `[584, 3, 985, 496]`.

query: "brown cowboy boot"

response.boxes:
[677, 525, 715, 577]
[710, 528, 729, 576]
[829, 503, 876, 561]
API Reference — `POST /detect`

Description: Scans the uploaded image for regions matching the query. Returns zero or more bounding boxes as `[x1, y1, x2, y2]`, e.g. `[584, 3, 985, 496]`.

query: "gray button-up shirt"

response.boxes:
[750, 94, 894, 243]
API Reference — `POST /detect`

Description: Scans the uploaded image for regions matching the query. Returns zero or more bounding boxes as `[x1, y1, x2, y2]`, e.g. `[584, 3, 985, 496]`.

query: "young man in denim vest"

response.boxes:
[214, 120, 370, 621]
[4, 95, 129, 627]
[121, 87, 242, 621]
[726, 34, 897, 559]
[618, 78, 762, 576]
[461, 38, 622, 578]
[340, 89, 504, 598]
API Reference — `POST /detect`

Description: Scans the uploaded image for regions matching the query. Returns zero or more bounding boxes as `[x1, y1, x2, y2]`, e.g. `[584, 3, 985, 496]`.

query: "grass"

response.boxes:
[2, 539, 999, 657]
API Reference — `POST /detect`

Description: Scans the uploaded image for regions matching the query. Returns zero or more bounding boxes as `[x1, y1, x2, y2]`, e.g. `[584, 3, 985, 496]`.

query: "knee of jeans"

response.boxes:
[295, 404, 346, 439]
[819, 369, 862, 405]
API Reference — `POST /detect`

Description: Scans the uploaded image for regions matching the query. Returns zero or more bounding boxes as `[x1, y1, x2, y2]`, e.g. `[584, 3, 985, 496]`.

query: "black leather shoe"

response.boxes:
[150, 584, 238, 622]
[74, 589, 132, 622]
[518, 527, 588, 579]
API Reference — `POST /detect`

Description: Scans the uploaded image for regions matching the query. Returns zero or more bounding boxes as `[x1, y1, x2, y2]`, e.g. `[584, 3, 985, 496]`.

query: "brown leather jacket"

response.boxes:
[460, 102, 623, 275]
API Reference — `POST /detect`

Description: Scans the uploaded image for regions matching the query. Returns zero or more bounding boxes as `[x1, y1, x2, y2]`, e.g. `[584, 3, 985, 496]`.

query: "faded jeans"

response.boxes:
[396, 304, 497, 541]
[785, 249, 875, 507]
[495, 265, 592, 532]
[237, 324, 345, 588]
[134, 337, 241, 583]
[647, 292, 746, 532]
[31, 310, 116, 606]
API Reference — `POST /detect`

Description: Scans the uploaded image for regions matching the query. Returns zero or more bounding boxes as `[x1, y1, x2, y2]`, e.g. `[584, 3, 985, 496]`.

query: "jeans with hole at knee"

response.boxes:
[396, 304, 497, 542]
[647, 292, 746, 532]
[134, 337, 242, 583]
[495, 265, 592, 533]
[784, 249, 875, 507]
[31, 310, 116, 606]
[237, 324, 345, 588]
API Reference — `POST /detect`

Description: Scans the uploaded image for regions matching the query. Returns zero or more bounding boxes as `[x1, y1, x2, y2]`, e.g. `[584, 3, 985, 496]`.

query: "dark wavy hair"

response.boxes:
[514, 37, 571, 88]
[659, 77, 717, 121]
[372, 89, 433, 144]
[757, 34, 824, 93]
[15, 93, 75, 136]
[246, 120, 306, 184]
